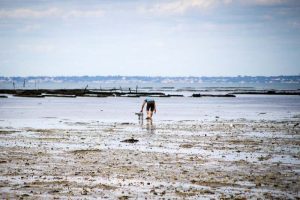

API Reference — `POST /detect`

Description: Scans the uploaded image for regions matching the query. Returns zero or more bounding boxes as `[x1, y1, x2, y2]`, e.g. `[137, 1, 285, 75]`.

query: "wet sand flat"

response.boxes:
[0, 119, 299, 199]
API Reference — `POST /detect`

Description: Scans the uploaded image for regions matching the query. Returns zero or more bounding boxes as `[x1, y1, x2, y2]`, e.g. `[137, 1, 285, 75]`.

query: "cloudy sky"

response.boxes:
[0, 0, 299, 76]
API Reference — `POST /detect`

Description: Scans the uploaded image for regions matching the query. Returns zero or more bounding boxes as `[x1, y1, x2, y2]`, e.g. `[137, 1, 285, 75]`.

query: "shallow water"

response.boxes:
[0, 95, 300, 129]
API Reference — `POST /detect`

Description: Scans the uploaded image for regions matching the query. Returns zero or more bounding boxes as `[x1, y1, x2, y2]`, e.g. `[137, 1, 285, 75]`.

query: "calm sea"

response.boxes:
[0, 95, 299, 129]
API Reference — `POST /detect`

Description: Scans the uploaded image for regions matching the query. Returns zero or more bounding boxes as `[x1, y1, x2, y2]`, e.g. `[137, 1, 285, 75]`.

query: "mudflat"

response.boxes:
[0, 118, 299, 199]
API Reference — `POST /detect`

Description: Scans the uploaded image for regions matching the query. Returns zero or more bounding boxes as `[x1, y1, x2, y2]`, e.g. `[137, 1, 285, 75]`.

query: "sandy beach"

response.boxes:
[0, 114, 299, 199]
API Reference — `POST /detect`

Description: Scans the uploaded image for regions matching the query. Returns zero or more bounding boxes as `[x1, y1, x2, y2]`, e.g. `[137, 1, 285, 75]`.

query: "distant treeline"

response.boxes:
[0, 75, 299, 83]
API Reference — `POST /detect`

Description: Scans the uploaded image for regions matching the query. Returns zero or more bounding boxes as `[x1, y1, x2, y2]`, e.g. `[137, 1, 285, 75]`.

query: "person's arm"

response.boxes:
[140, 101, 146, 112]
[154, 102, 157, 113]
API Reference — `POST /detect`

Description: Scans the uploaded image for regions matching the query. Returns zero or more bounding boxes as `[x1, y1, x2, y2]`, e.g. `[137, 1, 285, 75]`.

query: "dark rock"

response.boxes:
[121, 138, 139, 143]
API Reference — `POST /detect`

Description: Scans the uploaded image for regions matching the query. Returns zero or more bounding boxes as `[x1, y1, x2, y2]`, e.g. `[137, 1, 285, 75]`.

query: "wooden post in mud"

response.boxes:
[83, 85, 88, 94]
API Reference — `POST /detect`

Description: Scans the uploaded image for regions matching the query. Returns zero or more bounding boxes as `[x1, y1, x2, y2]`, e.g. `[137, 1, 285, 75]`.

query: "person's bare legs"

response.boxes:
[149, 111, 153, 118]
[147, 111, 153, 119]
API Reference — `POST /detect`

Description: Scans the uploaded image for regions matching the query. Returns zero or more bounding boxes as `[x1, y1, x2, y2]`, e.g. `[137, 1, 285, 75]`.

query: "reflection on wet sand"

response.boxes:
[138, 116, 155, 134]
[138, 116, 143, 126]
[146, 119, 155, 134]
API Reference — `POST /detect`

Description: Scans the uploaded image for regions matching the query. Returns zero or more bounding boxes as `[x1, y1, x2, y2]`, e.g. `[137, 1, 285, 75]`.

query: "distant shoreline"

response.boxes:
[1, 75, 299, 83]
[0, 75, 299, 90]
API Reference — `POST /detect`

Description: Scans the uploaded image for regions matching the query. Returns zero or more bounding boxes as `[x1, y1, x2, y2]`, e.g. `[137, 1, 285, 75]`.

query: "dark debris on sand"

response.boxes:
[121, 138, 139, 143]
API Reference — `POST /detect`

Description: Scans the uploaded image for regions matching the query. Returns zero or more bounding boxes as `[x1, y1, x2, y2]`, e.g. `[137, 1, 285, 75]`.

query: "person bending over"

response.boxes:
[140, 97, 156, 120]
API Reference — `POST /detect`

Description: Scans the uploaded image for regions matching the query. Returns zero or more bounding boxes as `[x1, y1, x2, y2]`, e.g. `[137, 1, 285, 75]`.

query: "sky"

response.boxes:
[0, 0, 300, 77]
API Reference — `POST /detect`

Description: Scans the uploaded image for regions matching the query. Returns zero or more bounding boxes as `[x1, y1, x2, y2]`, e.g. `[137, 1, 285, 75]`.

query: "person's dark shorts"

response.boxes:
[146, 101, 155, 111]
